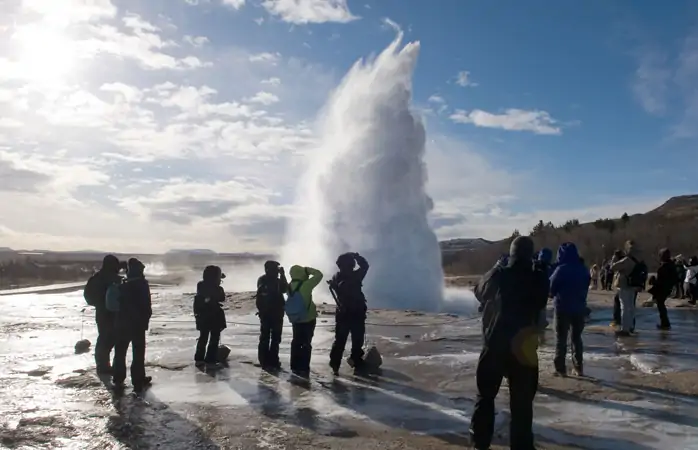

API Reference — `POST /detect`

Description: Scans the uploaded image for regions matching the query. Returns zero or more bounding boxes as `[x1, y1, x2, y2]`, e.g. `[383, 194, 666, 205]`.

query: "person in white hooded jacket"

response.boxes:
[685, 256, 698, 305]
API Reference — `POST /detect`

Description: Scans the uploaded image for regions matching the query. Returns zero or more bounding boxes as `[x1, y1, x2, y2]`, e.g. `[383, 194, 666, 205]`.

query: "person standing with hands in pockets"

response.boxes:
[256, 260, 289, 370]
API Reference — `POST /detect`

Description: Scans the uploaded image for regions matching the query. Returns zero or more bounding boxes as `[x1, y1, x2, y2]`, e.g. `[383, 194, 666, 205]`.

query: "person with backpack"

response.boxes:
[112, 258, 153, 392]
[194, 265, 227, 368]
[328, 252, 370, 375]
[83, 254, 123, 375]
[549, 242, 591, 377]
[611, 240, 646, 337]
[255, 260, 289, 370]
[470, 236, 549, 450]
[649, 249, 678, 330]
[286, 265, 323, 378]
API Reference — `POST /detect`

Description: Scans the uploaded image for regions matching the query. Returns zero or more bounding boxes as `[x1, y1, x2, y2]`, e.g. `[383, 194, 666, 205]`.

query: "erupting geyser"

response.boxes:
[282, 32, 446, 311]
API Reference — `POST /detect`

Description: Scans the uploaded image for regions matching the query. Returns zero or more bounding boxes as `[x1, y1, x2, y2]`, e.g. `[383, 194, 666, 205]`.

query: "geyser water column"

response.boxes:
[282, 32, 444, 311]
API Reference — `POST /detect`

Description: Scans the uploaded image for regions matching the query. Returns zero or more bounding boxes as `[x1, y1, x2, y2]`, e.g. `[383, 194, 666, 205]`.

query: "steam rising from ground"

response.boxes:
[282, 33, 447, 311]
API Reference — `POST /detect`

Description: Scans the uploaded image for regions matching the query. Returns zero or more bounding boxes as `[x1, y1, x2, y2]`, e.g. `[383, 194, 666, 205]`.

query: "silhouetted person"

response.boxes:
[674, 257, 686, 299]
[112, 258, 153, 392]
[328, 252, 370, 375]
[287, 265, 323, 378]
[194, 265, 227, 367]
[649, 249, 677, 330]
[550, 243, 590, 377]
[470, 236, 549, 450]
[534, 248, 553, 331]
[83, 254, 122, 375]
[256, 260, 288, 370]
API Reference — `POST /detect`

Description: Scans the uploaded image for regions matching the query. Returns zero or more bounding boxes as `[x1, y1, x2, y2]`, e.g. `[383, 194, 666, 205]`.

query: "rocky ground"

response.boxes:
[1, 282, 697, 449]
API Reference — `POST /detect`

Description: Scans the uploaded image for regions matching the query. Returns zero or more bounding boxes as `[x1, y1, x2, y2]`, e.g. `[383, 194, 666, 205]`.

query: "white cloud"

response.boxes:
[673, 26, 698, 139]
[261, 0, 359, 25]
[221, 0, 246, 9]
[428, 95, 445, 104]
[184, 35, 210, 47]
[21, 0, 117, 24]
[249, 52, 281, 64]
[261, 77, 282, 87]
[632, 48, 670, 116]
[450, 108, 562, 135]
[455, 70, 478, 87]
[247, 91, 280, 105]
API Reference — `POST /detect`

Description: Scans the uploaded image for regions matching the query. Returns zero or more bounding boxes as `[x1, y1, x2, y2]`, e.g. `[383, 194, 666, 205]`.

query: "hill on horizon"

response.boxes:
[443, 194, 698, 275]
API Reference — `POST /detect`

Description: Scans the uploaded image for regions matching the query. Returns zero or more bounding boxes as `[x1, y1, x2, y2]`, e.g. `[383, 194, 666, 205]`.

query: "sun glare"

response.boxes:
[13, 25, 77, 84]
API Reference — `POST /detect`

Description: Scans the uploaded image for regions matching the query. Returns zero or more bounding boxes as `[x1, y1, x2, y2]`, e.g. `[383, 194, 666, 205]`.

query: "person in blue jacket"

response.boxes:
[550, 242, 591, 377]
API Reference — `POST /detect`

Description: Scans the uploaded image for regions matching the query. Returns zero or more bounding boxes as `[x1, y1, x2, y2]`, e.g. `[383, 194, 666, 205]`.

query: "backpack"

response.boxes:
[83, 274, 102, 307]
[105, 281, 123, 313]
[285, 282, 309, 324]
[627, 257, 648, 289]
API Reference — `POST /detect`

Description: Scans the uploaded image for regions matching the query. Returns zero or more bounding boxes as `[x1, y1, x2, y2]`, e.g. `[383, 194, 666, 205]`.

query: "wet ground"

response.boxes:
[2, 285, 698, 449]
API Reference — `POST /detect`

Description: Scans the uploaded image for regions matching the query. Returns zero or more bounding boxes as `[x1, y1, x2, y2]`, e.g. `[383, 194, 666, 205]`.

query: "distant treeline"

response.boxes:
[443, 209, 698, 275]
[0, 259, 94, 290]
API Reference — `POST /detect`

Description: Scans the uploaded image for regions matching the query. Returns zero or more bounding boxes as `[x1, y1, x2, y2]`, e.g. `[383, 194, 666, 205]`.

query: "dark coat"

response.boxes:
[475, 259, 549, 348]
[256, 273, 288, 318]
[194, 281, 227, 331]
[115, 275, 152, 332]
[649, 260, 678, 299]
[328, 255, 370, 316]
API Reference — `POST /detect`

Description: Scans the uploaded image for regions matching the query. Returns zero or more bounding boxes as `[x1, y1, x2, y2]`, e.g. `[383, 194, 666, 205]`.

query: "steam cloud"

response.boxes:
[282, 32, 446, 311]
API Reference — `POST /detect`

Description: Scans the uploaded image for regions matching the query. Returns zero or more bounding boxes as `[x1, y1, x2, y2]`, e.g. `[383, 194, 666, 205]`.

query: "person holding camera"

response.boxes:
[255, 260, 289, 370]
[328, 252, 370, 375]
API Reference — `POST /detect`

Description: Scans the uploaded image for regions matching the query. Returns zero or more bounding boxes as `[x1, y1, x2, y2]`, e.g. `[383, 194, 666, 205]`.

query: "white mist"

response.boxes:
[282, 32, 447, 312]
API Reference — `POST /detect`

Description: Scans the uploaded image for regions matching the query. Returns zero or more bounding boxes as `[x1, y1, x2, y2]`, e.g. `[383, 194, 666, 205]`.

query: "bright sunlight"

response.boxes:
[13, 25, 77, 84]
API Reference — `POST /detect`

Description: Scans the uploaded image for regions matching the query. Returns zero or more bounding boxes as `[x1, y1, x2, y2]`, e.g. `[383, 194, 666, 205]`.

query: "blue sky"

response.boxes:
[0, 0, 695, 252]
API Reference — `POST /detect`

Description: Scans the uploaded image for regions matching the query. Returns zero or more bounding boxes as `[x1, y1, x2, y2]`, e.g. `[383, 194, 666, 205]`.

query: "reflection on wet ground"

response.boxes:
[2, 289, 698, 448]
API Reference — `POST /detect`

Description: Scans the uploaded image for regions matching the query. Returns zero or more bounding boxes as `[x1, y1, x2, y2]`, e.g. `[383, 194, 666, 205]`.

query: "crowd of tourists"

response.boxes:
[82, 252, 371, 391]
[469, 237, 696, 450]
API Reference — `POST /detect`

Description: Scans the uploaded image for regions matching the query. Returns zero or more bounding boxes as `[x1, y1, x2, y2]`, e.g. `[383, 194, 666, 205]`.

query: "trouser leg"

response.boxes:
[613, 293, 621, 323]
[95, 310, 116, 371]
[329, 316, 351, 369]
[569, 313, 585, 370]
[656, 296, 670, 327]
[205, 330, 220, 363]
[130, 329, 147, 385]
[301, 320, 316, 372]
[258, 317, 272, 366]
[507, 355, 538, 450]
[469, 344, 505, 450]
[195, 330, 209, 361]
[268, 317, 283, 367]
[112, 335, 130, 384]
[290, 324, 301, 372]
[553, 310, 570, 373]
[619, 289, 636, 333]
[349, 315, 366, 364]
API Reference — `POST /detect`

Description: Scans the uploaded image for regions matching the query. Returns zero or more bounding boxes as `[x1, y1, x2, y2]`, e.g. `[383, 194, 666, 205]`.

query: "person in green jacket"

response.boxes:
[288, 265, 323, 377]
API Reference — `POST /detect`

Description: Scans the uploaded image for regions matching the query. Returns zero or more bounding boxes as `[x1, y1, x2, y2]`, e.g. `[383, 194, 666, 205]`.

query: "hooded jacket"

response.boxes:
[329, 254, 369, 315]
[288, 265, 323, 323]
[116, 263, 152, 332]
[194, 281, 227, 331]
[686, 258, 698, 285]
[475, 238, 549, 347]
[549, 243, 591, 315]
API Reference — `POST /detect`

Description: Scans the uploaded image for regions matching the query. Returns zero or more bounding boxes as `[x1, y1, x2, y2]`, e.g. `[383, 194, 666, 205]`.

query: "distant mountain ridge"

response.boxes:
[443, 194, 698, 275]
